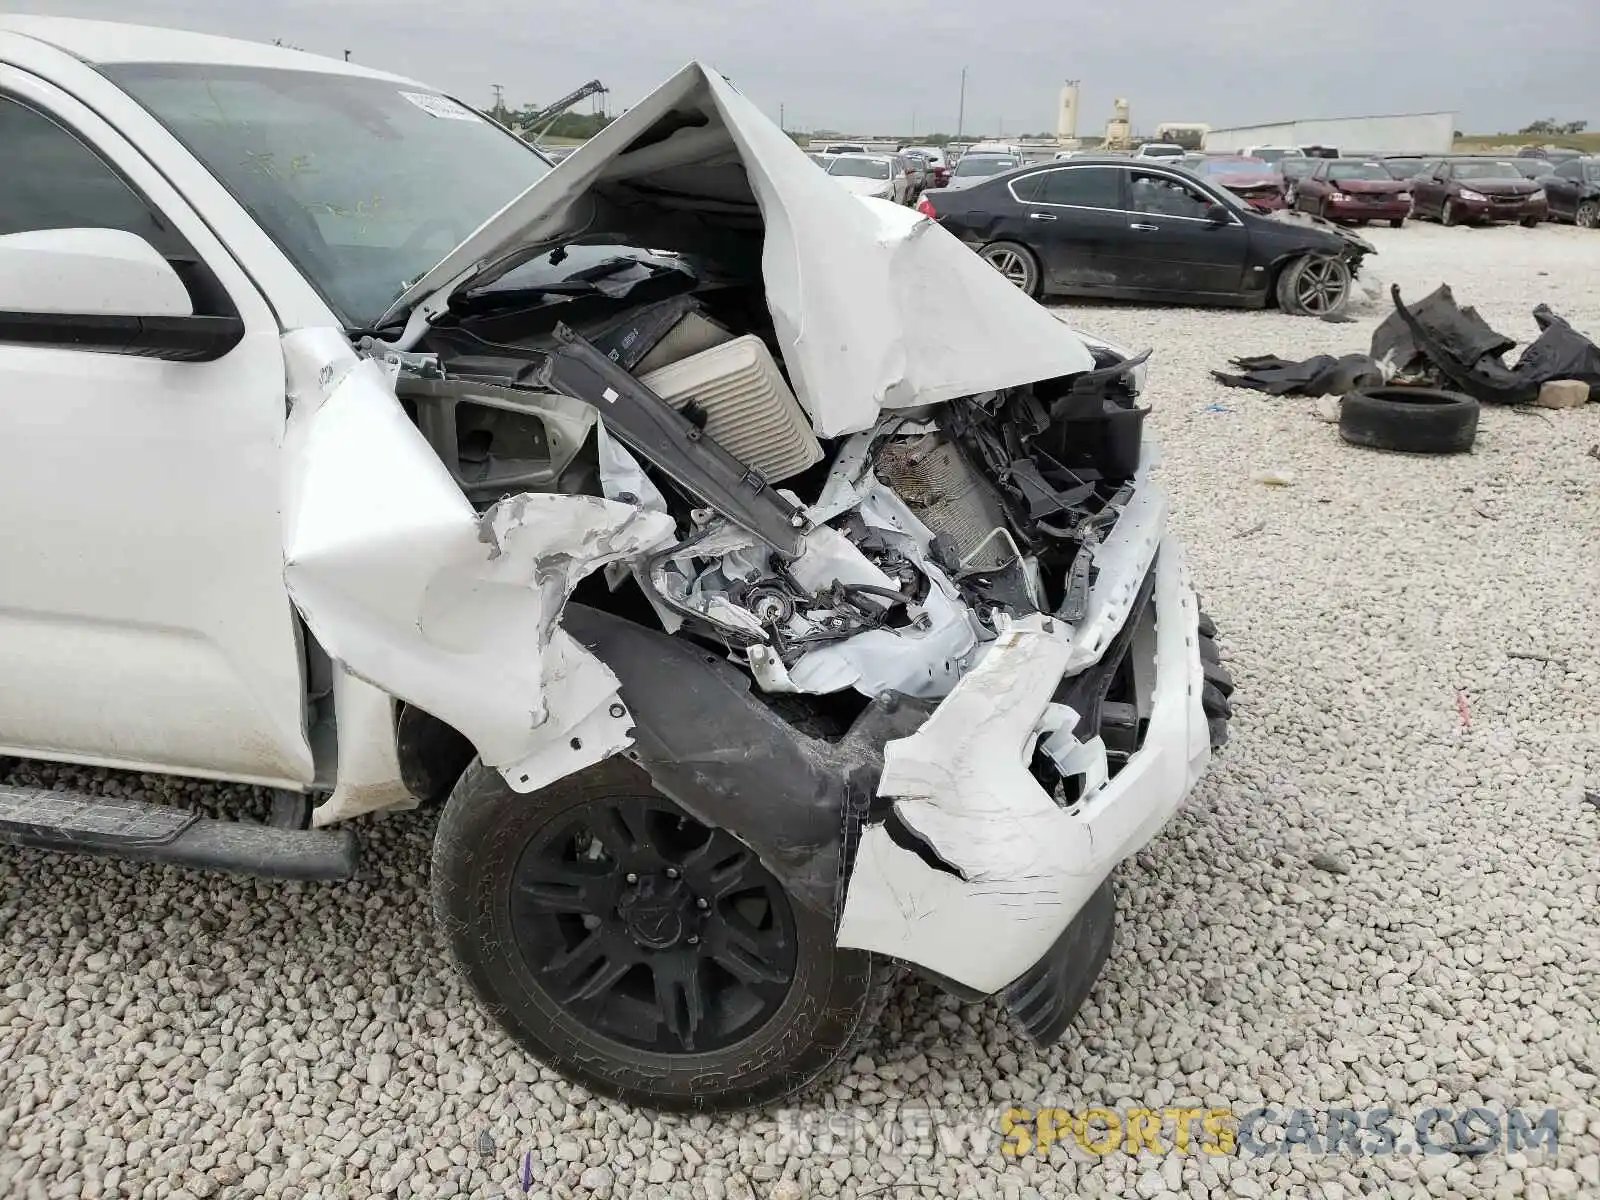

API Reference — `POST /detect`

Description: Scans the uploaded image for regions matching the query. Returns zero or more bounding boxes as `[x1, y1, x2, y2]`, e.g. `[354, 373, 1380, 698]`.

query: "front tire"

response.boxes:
[1275, 253, 1352, 317]
[979, 240, 1042, 297]
[432, 757, 893, 1111]
[1579, 201, 1600, 229]
[1441, 199, 1460, 227]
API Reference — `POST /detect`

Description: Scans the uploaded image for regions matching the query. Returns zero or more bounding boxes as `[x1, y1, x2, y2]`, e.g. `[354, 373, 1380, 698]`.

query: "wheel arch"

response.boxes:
[977, 239, 1044, 297]
[429, 606, 934, 919]
[1264, 250, 1310, 310]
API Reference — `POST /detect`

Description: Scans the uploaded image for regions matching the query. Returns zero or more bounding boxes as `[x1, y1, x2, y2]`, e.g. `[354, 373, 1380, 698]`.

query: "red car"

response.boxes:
[1293, 159, 1413, 227]
[1190, 156, 1285, 210]
[1409, 159, 1548, 227]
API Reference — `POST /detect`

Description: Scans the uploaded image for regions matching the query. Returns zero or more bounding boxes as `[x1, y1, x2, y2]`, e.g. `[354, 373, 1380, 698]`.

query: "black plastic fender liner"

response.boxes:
[560, 604, 932, 920]
[1005, 873, 1116, 1044]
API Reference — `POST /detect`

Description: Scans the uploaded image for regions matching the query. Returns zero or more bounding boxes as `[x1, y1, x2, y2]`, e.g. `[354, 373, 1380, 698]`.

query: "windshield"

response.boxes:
[1250, 148, 1289, 164]
[103, 63, 553, 328]
[1382, 158, 1422, 178]
[1453, 161, 1520, 180]
[1200, 158, 1276, 178]
[954, 156, 1018, 177]
[828, 157, 892, 180]
[1328, 162, 1391, 182]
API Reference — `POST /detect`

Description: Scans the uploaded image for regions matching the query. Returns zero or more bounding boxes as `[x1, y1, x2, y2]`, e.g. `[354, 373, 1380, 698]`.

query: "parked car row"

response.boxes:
[1200, 150, 1599, 232]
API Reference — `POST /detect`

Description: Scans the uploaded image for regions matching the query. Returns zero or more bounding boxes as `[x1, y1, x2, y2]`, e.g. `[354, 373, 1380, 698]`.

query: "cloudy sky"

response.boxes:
[22, 0, 1598, 137]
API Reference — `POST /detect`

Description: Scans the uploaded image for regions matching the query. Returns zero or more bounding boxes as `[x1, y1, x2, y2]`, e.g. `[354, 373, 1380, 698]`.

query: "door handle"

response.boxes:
[1128, 222, 1159, 231]
[1027, 212, 1057, 221]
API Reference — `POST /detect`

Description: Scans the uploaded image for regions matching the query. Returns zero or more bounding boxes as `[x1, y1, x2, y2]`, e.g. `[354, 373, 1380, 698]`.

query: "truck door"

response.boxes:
[0, 69, 312, 785]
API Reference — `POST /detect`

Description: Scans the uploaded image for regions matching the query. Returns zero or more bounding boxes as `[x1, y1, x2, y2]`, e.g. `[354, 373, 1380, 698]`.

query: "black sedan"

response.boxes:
[1544, 156, 1600, 228]
[916, 157, 1372, 316]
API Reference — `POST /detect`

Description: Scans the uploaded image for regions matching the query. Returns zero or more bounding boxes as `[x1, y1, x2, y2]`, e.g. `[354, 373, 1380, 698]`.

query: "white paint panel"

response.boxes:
[0, 67, 311, 784]
[0, 228, 192, 316]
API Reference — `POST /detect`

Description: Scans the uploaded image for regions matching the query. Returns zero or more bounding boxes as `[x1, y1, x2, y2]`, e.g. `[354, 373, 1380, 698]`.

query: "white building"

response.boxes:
[1203, 111, 1456, 155]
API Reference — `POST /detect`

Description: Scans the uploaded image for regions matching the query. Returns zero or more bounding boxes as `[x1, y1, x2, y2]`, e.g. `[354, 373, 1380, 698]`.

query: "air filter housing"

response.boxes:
[638, 335, 823, 482]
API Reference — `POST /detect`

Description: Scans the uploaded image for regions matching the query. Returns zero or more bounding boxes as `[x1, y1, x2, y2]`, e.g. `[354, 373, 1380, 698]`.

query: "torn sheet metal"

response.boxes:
[382, 63, 1094, 437]
[311, 670, 416, 826]
[837, 541, 1211, 994]
[280, 328, 674, 784]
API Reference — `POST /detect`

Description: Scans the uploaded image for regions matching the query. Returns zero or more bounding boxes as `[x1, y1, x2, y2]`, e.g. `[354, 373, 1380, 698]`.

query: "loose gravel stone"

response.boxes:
[2, 224, 1599, 1199]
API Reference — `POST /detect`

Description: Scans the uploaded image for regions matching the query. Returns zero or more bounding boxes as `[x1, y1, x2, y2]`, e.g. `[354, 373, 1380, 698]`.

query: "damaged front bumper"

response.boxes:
[837, 531, 1212, 997]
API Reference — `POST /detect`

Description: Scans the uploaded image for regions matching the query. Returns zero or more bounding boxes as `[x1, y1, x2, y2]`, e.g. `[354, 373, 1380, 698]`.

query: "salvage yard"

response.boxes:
[3, 223, 1600, 1200]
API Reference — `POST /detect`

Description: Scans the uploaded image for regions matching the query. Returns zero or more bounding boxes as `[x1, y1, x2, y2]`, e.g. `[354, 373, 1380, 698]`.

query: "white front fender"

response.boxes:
[279, 329, 674, 793]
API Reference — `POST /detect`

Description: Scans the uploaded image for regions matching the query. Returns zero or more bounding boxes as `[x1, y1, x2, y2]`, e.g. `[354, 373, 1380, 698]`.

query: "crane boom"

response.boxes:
[524, 80, 608, 130]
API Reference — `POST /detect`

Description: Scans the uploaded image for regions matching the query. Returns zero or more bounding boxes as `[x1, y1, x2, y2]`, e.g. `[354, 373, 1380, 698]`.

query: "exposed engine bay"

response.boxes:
[274, 61, 1219, 1000]
[382, 250, 1151, 732]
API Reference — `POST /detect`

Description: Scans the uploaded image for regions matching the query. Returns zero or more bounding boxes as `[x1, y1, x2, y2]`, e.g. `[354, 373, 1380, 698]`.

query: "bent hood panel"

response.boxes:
[385, 63, 1093, 437]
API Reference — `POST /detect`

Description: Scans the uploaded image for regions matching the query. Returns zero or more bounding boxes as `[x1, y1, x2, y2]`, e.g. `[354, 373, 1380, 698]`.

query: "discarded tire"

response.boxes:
[1338, 386, 1479, 454]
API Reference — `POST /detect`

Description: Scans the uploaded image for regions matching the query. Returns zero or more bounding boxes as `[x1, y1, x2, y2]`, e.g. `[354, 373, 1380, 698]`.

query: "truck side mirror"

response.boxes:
[0, 228, 243, 362]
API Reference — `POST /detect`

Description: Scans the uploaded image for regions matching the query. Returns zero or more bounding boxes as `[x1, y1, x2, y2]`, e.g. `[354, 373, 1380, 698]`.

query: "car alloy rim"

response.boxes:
[1294, 255, 1350, 315]
[509, 795, 798, 1055]
[1580, 203, 1599, 229]
[982, 247, 1031, 288]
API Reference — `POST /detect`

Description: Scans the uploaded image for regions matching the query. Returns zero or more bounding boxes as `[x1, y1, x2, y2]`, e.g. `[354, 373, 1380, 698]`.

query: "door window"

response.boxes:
[1553, 161, 1582, 180]
[1, 97, 177, 250]
[1129, 171, 1215, 219]
[0, 97, 226, 315]
[1009, 173, 1047, 202]
[1037, 167, 1121, 209]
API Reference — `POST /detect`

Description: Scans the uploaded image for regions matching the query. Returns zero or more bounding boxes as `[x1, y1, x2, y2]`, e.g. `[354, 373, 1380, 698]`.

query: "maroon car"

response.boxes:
[1189, 156, 1285, 210]
[1410, 159, 1548, 227]
[1294, 159, 1412, 227]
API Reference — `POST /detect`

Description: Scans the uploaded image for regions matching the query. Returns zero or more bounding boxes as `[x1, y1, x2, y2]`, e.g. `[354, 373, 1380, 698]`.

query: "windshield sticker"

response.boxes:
[398, 91, 481, 122]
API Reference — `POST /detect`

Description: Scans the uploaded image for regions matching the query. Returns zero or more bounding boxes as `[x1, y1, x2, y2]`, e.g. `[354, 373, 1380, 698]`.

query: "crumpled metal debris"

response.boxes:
[1213, 285, 1600, 406]
[1378, 284, 1600, 406]
[279, 328, 675, 788]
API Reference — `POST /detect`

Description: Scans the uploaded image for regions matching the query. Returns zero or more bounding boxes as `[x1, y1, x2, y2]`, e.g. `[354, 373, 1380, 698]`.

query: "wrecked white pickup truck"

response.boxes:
[0, 16, 1232, 1111]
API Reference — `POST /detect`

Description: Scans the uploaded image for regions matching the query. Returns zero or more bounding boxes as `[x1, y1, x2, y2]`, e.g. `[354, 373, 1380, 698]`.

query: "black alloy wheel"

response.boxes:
[1276, 253, 1353, 317]
[507, 794, 796, 1055]
[432, 757, 894, 1111]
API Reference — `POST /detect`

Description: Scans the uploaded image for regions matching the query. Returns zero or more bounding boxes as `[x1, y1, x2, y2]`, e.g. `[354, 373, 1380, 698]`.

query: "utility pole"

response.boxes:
[342, 50, 351, 62]
[911, 106, 917, 137]
[490, 83, 505, 117]
[780, 102, 785, 131]
[956, 67, 966, 139]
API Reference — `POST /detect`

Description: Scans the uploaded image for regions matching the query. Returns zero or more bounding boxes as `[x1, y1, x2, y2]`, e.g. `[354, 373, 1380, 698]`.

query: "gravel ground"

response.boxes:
[3, 223, 1600, 1200]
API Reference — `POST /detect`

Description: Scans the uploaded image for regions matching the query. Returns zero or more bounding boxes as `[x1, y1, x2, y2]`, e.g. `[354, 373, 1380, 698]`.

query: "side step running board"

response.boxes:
[0, 785, 357, 880]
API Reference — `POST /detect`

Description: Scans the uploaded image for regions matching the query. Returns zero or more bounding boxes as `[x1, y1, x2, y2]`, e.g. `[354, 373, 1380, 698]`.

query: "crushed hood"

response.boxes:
[384, 62, 1093, 437]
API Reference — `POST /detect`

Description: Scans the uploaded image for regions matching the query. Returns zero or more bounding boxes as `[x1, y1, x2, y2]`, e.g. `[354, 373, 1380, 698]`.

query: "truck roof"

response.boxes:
[0, 15, 415, 83]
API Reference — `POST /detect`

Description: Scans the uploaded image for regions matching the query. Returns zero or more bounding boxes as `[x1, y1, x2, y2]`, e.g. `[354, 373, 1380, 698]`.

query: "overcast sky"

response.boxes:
[23, 0, 1598, 137]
